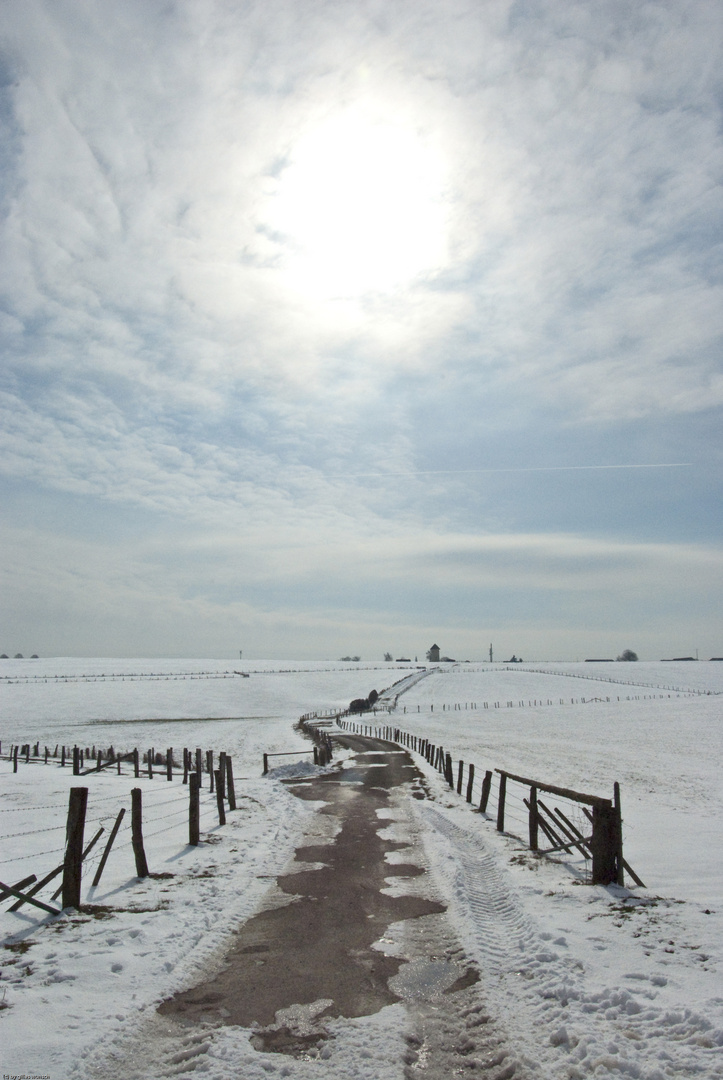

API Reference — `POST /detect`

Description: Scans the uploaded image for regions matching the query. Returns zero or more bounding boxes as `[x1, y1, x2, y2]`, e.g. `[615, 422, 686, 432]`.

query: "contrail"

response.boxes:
[339, 463, 691, 478]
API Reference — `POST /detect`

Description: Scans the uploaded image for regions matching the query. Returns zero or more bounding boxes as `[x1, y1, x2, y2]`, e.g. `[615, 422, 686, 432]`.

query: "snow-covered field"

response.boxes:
[1, 659, 721, 1079]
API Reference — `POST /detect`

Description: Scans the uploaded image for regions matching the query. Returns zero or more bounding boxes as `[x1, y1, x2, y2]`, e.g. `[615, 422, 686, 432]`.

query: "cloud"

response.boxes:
[1, 0, 722, 656]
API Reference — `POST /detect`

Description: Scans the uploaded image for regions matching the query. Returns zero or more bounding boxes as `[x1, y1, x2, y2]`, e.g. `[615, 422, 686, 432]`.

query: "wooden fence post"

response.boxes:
[133, 748, 139, 779]
[466, 763, 475, 803]
[147, 749, 153, 779]
[73, 746, 80, 776]
[166, 748, 173, 781]
[218, 753, 227, 800]
[263, 753, 269, 775]
[226, 756, 236, 811]
[195, 748, 203, 787]
[497, 773, 507, 832]
[214, 771, 226, 826]
[62, 787, 88, 909]
[189, 773, 200, 846]
[613, 782, 625, 887]
[479, 770, 492, 812]
[183, 748, 189, 785]
[92, 808, 126, 887]
[206, 751, 214, 791]
[131, 788, 149, 878]
[457, 760, 464, 795]
[591, 801, 617, 885]
[529, 785, 539, 851]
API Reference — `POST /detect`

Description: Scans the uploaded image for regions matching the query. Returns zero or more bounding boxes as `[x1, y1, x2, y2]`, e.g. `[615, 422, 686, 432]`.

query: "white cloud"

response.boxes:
[1, 0, 722, 655]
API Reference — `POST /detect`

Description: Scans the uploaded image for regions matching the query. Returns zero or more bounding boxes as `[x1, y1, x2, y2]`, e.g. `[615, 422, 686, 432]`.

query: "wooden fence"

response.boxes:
[1, 743, 241, 919]
[337, 718, 644, 888]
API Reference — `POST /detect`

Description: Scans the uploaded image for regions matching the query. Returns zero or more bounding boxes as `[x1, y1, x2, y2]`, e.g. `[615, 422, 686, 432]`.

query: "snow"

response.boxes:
[1, 658, 721, 1079]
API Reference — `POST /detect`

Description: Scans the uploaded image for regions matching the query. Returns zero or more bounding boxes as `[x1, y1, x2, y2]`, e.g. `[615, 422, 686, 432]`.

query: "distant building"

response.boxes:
[426, 644, 440, 662]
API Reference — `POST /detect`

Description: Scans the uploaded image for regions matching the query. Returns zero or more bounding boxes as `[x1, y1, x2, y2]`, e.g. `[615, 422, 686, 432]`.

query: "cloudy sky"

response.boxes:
[1, 0, 722, 661]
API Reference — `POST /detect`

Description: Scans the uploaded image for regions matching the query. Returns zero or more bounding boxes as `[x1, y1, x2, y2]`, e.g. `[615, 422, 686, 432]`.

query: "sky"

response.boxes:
[1, 0, 722, 661]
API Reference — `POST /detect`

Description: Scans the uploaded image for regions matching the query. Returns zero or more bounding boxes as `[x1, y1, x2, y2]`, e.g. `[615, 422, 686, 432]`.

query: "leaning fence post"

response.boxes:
[497, 773, 507, 832]
[92, 808, 126, 887]
[189, 773, 200, 845]
[226, 756, 236, 811]
[479, 770, 492, 812]
[62, 787, 88, 909]
[214, 770, 226, 826]
[529, 785, 539, 851]
[131, 788, 149, 878]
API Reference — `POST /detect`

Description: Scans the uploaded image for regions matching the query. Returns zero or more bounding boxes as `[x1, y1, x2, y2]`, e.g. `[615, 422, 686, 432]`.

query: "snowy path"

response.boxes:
[376, 666, 436, 708]
[81, 733, 528, 1080]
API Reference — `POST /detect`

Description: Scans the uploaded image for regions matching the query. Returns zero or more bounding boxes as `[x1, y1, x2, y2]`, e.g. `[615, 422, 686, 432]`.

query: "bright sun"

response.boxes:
[267, 111, 449, 299]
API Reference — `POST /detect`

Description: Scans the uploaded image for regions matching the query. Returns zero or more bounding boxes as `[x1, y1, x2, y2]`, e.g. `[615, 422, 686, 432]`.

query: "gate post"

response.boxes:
[591, 801, 617, 884]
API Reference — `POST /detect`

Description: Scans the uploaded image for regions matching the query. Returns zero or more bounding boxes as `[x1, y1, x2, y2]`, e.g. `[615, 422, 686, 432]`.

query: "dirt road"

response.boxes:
[157, 733, 523, 1075]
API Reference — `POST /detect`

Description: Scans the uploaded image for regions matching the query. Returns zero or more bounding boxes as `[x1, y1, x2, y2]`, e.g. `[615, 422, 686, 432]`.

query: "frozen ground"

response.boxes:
[1, 658, 721, 1079]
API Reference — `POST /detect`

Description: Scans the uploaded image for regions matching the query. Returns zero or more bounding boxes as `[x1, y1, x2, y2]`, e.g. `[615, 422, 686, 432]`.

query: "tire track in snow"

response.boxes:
[418, 803, 536, 975]
[416, 803, 723, 1079]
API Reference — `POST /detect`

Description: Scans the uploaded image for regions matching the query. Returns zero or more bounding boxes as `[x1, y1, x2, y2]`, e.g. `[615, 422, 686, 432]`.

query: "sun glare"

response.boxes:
[267, 112, 449, 299]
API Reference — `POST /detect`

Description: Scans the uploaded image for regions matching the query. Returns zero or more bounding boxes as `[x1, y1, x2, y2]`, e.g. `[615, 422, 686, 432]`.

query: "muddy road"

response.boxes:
[155, 733, 524, 1076]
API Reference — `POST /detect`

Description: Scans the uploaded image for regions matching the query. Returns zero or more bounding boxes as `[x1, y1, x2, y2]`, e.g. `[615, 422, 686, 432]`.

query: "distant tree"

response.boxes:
[617, 649, 639, 661]
[368, 689, 378, 706]
[383, 652, 393, 662]
[349, 697, 369, 713]
[14, 653, 23, 659]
